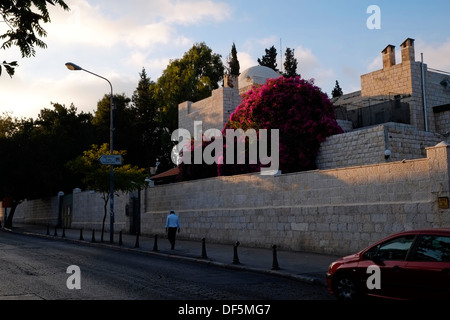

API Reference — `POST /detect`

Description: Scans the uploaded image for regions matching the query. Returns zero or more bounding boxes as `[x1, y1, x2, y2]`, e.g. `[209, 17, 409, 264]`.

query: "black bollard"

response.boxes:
[232, 241, 241, 264]
[271, 245, 280, 270]
[134, 232, 140, 248]
[53, 225, 58, 237]
[119, 231, 123, 246]
[201, 238, 208, 259]
[153, 234, 158, 251]
[79, 228, 84, 241]
[46, 224, 50, 236]
[62, 226, 66, 238]
[91, 229, 96, 243]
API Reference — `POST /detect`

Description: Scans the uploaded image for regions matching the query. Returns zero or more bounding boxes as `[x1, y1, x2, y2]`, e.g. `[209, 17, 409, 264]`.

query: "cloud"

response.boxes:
[367, 56, 382, 72]
[293, 45, 334, 86]
[158, 0, 232, 25]
[256, 36, 279, 48]
[416, 38, 450, 71]
[236, 52, 255, 71]
[47, 0, 231, 50]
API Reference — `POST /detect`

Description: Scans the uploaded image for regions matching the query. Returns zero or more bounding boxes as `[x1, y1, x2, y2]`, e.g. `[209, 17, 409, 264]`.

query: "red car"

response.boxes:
[326, 228, 450, 300]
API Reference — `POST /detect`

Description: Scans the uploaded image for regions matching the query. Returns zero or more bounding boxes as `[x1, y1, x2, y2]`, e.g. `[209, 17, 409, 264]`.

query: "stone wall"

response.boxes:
[70, 190, 134, 232]
[5, 196, 60, 226]
[317, 122, 443, 170]
[360, 55, 450, 135]
[8, 142, 450, 257]
[426, 70, 450, 116]
[361, 60, 427, 131]
[140, 142, 450, 256]
[317, 125, 386, 169]
[11, 190, 134, 233]
[435, 109, 450, 134]
[178, 87, 242, 135]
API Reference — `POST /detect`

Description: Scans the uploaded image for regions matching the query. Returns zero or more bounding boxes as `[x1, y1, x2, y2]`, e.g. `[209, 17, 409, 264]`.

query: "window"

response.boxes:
[414, 235, 450, 262]
[364, 235, 415, 261]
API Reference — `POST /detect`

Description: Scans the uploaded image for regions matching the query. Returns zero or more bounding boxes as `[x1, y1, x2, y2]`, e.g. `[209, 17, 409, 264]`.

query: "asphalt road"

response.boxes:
[0, 229, 333, 302]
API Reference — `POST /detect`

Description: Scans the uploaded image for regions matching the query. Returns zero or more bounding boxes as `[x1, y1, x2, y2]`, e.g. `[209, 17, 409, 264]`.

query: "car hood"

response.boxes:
[336, 253, 361, 264]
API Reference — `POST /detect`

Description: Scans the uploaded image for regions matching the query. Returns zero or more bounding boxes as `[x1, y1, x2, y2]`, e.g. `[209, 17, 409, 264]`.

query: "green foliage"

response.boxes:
[0, 103, 94, 227]
[283, 48, 299, 78]
[154, 42, 224, 132]
[332, 80, 344, 98]
[66, 143, 147, 240]
[257, 45, 278, 72]
[227, 42, 240, 76]
[129, 68, 163, 171]
[0, 0, 69, 77]
[92, 93, 132, 149]
[0, 60, 18, 77]
[66, 143, 147, 195]
[0, 111, 18, 137]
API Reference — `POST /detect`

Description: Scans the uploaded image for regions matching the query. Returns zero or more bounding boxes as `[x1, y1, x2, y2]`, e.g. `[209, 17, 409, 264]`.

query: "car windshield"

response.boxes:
[363, 235, 415, 261]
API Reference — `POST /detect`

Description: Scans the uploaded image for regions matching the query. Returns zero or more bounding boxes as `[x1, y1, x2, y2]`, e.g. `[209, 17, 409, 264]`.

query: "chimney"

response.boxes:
[224, 73, 238, 89]
[382, 45, 396, 69]
[400, 38, 415, 63]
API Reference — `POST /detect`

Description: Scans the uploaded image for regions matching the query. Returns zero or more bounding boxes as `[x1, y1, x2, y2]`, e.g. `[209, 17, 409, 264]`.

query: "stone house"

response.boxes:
[175, 37, 450, 172]
[318, 38, 450, 169]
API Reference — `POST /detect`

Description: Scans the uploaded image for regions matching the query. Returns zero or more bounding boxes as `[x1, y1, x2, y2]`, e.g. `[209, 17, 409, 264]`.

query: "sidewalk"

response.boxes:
[7, 223, 341, 288]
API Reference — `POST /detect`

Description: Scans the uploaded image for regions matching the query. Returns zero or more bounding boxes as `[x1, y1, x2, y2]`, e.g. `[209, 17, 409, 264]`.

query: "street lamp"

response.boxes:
[65, 62, 116, 243]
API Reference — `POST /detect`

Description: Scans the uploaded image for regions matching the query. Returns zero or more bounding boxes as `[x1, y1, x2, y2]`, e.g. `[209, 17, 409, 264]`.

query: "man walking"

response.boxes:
[165, 210, 180, 250]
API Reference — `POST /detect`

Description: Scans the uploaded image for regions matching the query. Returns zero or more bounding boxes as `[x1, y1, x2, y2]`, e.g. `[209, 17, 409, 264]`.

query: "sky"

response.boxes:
[1, 0, 450, 120]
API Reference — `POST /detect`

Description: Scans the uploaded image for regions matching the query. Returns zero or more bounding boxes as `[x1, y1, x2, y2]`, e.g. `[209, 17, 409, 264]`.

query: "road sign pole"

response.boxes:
[110, 92, 114, 244]
[110, 163, 114, 243]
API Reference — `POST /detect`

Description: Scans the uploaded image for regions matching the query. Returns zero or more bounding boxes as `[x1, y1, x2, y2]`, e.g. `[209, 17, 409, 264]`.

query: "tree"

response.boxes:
[0, 0, 69, 77]
[257, 45, 278, 72]
[0, 103, 94, 228]
[332, 80, 344, 98]
[0, 117, 35, 228]
[92, 93, 132, 152]
[33, 103, 95, 191]
[0, 111, 18, 137]
[227, 42, 240, 76]
[130, 67, 162, 173]
[283, 48, 299, 78]
[66, 143, 147, 241]
[154, 42, 224, 133]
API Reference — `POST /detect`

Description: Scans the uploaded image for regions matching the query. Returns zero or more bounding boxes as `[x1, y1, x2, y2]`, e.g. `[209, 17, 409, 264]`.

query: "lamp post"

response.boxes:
[65, 62, 116, 243]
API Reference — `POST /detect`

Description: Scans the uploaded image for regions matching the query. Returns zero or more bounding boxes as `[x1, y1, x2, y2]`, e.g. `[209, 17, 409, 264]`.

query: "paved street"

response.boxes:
[0, 229, 333, 301]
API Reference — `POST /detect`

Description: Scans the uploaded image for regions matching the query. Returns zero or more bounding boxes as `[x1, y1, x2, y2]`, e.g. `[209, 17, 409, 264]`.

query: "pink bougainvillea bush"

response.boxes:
[218, 76, 343, 176]
[178, 76, 343, 181]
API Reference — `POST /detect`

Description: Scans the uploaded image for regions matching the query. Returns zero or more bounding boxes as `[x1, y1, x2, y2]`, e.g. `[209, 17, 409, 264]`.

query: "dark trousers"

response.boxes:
[167, 227, 178, 249]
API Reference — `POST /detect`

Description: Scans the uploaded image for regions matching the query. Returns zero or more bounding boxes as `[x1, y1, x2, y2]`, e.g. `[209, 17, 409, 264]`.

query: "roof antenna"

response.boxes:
[280, 38, 283, 74]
